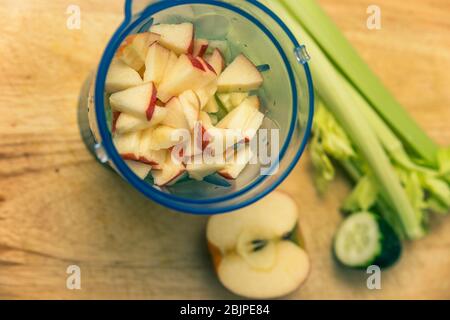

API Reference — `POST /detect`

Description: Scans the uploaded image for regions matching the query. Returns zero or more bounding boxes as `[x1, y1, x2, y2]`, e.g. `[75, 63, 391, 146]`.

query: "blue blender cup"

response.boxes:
[78, 0, 314, 214]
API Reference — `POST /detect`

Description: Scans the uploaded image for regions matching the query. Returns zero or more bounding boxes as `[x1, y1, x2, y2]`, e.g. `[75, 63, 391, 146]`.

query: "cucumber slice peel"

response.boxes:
[334, 212, 401, 268]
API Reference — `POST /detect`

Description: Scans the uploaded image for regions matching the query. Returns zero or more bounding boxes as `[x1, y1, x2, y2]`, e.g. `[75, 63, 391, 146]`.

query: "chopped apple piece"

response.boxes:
[218, 145, 254, 180]
[143, 43, 171, 84]
[149, 125, 186, 151]
[115, 113, 151, 135]
[217, 92, 249, 112]
[193, 39, 209, 57]
[217, 98, 264, 142]
[243, 95, 261, 110]
[204, 95, 220, 113]
[180, 121, 211, 159]
[233, 93, 252, 108]
[218, 54, 263, 93]
[207, 191, 310, 299]
[198, 57, 218, 76]
[160, 51, 179, 84]
[179, 90, 200, 130]
[205, 49, 225, 75]
[161, 97, 190, 131]
[199, 111, 213, 129]
[152, 158, 187, 187]
[105, 59, 143, 93]
[113, 131, 141, 161]
[157, 54, 213, 102]
[139, 128, 167, 169]
[150, 23, 194, 55]
[217, 93, 233, 111]
[125, 160, 152, 179]
[110, 83, 158, 121]
[187, 162, 226, 181]
[120, 32, 161, 71]
[195, 80, 218, 109]
[115, 107, 166, 135]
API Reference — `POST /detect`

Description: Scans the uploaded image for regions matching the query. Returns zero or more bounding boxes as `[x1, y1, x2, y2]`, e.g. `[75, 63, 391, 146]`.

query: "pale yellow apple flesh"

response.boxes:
[105, 59, 143, 94]
[144, 43, 171, 84]
[217, 54, 264, 93]
[150, 23, 194, 55]
[207, 191, 310, 299]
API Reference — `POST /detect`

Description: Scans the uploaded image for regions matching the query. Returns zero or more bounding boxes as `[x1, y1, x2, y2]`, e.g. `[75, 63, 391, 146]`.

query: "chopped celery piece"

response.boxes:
[280, 0, 438, 165]
[310, 133, 335, 193]
[313, 103, 356, 161]
[342, 175, 379, 213]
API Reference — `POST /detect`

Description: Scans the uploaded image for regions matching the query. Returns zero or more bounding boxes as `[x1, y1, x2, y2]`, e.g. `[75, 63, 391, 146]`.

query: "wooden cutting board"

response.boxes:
[0, 0, 449, 299]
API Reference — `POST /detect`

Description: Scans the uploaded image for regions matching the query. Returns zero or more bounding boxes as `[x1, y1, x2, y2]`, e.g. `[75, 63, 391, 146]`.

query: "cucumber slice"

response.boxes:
[334, 212, 401, 269]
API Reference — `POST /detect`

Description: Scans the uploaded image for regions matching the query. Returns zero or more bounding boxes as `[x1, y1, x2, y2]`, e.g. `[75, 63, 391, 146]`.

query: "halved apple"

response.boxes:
[113, 131, 141, 161]
[179, 90, 200, 130]
[207, 191, 310, 299]
[193, 39, 209, 57]
[157, 54, 213, 102]
[150, 23, 194, 55]
[217, 54, 263, 93]
[205, 49, 225, 75]
[105, 59, 143, 93]
[139, 128, 167, 169]
[143, 42, 171, 84]
[125, 160, 152, 179]
[120, 32, 161, 71]
[218, 144, 253, 180]
[152, 158, 187, 187]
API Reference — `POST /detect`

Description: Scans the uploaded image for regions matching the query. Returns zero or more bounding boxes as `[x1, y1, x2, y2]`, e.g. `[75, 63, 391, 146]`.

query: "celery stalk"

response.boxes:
[279, 0, 439, 165]
[264, 0, 426, 239]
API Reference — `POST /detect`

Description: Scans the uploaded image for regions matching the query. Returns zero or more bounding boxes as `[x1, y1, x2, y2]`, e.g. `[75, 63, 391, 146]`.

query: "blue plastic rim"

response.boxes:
[94, 0, 315, 214]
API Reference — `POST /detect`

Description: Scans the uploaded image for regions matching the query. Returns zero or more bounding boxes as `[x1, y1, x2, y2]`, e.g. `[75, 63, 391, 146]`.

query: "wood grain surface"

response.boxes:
[0, 0, 449, 300]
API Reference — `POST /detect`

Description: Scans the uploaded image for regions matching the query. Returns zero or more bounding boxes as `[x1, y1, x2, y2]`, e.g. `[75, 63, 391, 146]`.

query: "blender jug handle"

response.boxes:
[125, 0, 161, 18]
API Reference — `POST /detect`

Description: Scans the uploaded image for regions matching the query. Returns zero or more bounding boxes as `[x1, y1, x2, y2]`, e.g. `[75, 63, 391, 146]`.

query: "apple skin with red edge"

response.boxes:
[113, 131, 141, 162]
[152, 157, 187, 187]
[193, 39, 209, 57]
[112, 111, 121, 134]
[205, 49, 225, 75]
[146, 83, 158, 121]
[109, 82, 160, 122]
